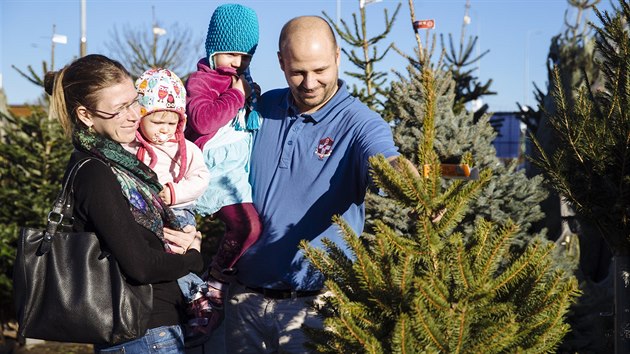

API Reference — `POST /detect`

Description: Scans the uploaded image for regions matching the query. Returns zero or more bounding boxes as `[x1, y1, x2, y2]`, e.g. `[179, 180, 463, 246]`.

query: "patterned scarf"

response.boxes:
[73, 128, 181, 250]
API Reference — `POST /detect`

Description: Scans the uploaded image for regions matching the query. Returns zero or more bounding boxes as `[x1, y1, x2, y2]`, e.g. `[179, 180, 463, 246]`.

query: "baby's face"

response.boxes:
[139, 111, 179, 144]
[214, 53, 252, 75]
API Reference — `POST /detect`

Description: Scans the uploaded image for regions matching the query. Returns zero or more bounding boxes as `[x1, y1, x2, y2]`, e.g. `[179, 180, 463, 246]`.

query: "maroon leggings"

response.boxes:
[212, 202, 262, 271]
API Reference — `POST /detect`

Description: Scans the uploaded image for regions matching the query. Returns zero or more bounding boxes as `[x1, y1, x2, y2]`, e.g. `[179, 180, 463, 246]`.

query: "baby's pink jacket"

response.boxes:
[124, 139, 210, 208]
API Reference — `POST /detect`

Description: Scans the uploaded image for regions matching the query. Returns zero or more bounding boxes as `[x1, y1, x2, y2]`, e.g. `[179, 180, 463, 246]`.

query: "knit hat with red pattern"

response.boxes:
[134, 68, 188, 183]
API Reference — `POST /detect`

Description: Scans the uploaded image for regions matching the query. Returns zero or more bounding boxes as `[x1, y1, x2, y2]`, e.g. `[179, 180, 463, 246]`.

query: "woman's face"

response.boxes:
[80, 78, 141, 144]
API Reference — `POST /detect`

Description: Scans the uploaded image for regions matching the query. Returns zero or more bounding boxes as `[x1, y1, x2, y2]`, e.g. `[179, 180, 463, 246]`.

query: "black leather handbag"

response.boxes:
[13, 158, 153, 345]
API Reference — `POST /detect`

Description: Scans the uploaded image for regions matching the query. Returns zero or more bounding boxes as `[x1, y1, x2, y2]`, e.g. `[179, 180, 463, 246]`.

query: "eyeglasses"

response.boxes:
[84, 97, 141, 120]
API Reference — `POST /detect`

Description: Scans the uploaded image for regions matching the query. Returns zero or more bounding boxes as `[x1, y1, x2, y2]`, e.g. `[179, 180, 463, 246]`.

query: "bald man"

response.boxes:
[225, 16, 400, 353]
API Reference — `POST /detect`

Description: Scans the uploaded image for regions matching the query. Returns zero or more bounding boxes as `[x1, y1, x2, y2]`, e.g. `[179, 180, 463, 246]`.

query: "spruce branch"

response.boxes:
[412, 296, 447, 352]
[391, 313, 418, 354]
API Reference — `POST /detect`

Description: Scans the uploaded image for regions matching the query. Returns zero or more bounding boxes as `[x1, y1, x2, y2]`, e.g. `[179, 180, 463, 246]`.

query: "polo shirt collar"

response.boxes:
[284, 80, 350, 123]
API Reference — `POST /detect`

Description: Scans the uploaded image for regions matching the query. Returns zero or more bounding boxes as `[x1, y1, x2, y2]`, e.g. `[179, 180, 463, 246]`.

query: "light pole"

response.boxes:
[80, 0, 87, 57]
[51, 25, 67, 71]
[152, 6, 167, 64]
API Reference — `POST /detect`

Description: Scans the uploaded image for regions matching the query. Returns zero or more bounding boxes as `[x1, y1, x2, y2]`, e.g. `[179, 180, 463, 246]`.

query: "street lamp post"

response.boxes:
[80, 0, 87, 57]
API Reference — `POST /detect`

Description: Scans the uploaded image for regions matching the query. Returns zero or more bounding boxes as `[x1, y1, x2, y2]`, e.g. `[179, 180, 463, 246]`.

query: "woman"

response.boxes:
[44, 54, 204, 353]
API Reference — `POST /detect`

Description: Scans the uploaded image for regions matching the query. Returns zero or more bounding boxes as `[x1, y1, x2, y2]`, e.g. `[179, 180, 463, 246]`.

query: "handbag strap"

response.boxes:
[39, 157, 103, 254]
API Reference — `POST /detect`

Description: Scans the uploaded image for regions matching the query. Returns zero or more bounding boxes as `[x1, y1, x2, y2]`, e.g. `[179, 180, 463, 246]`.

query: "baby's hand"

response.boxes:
[159, 187, 171, 205]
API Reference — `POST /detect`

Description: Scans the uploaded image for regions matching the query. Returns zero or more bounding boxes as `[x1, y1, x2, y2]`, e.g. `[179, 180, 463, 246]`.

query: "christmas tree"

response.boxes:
[384, 65, 547, 252]
[0, 108, 72, 325]
[301, 50, 579, 352]
[516, 2, 614, 352]
[367, 52, 547, 256]
[322, 1, 401, 119]
[532, 1, 630, 352]
[440, 0, 495, 124]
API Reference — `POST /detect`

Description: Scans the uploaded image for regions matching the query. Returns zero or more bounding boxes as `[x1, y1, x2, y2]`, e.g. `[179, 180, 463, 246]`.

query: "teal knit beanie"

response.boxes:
[205, 4, 259, 68]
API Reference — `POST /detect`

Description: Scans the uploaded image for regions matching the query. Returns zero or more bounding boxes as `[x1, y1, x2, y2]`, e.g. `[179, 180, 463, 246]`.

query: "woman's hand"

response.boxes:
[163, 225, 202, 254]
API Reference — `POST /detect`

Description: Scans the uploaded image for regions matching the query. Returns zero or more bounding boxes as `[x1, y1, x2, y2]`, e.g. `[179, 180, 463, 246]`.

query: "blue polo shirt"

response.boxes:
[239, 80, 399, 291]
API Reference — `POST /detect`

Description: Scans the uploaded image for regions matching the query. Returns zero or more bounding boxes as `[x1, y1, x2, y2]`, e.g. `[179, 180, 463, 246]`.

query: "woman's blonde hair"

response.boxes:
[44, 54, 131, 137]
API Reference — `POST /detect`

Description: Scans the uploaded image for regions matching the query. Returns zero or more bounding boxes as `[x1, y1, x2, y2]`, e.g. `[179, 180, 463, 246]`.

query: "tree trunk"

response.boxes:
[614, 253, 630, 353]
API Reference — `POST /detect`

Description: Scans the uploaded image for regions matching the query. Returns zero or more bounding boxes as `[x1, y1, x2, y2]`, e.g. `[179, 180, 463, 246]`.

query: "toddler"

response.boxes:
[185, 3, 263, 334]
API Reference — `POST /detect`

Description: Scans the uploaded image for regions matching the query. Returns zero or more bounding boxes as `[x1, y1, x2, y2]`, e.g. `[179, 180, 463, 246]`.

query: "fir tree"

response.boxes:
[322, 1, 400, 118]
[366, 0, 548, 252]
[519, 0, 602, 135]
[533, 1, 630, 352]
[0, 108, 72, 325]
[440, 0, 495, 124]
[367, 65, 546, 253]
[385, 66, 547, 251]
[301, 46, 579, 353]
[11, 61, 48, 88]
[517, 2, 614, 351]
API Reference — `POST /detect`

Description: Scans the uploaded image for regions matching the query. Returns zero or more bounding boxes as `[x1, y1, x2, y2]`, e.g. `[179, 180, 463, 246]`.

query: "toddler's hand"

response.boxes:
[231, 75, 252, 98]
[159, 187, 171, 205]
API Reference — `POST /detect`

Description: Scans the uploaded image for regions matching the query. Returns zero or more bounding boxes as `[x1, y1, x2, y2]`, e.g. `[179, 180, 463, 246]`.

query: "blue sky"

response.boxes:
[1, 0, 614, 112]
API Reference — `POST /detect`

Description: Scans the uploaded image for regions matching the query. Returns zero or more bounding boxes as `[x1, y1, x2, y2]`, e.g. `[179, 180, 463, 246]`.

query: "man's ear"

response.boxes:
[278, 51, 285, 72]
[76, 106, 94, 128]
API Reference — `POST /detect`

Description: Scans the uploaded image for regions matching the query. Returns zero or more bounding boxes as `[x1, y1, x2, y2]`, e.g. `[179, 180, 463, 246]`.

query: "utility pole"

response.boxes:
[80, 0, 87, 57]
[51, 24, 56, 70]
[152, 6, 157, 63]
[51, 24, 67, 71]
[151, 5, 167, 65]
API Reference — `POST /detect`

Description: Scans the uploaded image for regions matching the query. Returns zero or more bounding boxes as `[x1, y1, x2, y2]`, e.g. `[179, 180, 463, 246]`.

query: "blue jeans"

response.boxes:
[172, 206, 204, 301]
[177, 272, 205, 301]
[94, 325, 184, 353]
[171, 207, 196, 228]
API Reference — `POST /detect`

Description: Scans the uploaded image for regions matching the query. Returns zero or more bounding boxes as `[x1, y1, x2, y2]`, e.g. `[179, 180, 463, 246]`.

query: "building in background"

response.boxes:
[490, 111, 529, 169]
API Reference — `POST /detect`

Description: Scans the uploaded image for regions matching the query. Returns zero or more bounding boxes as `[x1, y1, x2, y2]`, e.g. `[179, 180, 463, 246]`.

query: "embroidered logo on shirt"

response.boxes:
[316, 137, 334, 160]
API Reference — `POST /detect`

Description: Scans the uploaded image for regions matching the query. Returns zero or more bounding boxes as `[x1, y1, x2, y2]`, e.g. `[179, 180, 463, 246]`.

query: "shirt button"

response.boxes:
[287, 141, 293, 145]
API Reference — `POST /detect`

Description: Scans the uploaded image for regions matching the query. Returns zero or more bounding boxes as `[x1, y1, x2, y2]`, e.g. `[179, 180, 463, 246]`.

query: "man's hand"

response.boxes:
[387, 156, 421, 178]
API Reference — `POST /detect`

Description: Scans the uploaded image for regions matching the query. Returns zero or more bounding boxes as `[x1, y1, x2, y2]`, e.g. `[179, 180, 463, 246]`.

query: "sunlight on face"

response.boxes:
[139, 111, 179, 144]
[213, 53, 252, 75]
[89, 78, 141, 144]
[279, 39, 340, 114]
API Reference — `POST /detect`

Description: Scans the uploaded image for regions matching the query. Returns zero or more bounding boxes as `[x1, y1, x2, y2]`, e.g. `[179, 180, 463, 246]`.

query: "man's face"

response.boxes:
[278, 39, 340, 115]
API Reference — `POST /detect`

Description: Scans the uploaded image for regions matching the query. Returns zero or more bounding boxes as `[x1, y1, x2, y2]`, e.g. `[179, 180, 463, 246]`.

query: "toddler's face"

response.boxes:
[139, 111, 179, 145]
[214, 53, 252, 74]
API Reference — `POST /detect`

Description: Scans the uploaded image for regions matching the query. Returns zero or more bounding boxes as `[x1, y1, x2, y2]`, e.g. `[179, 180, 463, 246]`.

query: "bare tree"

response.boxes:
[105, 22, 201, 79]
